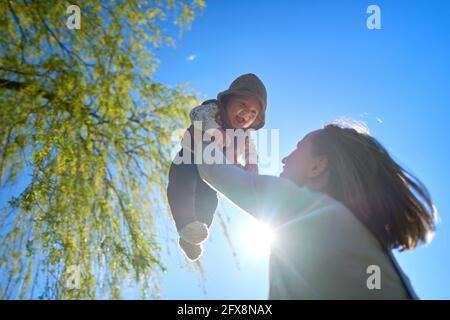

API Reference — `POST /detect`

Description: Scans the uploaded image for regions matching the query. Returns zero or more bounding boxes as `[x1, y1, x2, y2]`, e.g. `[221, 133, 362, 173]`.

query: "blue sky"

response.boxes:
[1, 0, 448, 300]
[153, 0, 450, 299]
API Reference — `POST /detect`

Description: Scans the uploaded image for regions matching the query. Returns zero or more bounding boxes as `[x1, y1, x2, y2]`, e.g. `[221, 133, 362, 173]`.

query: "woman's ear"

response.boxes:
[307, 155, 328, 178]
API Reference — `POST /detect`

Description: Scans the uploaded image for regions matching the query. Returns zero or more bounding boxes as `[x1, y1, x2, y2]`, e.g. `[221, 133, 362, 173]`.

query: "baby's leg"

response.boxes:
[194, 169, 218, 229]
[167, 148, 208, 245]
[167, 149, 199, 233]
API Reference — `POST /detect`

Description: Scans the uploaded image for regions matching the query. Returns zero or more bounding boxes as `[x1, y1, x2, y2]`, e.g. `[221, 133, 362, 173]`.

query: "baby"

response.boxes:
[167, 73, 267, 261]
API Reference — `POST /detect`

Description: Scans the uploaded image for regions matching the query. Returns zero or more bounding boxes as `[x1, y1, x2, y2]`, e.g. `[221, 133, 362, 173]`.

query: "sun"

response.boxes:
[241, 219, 275, 256]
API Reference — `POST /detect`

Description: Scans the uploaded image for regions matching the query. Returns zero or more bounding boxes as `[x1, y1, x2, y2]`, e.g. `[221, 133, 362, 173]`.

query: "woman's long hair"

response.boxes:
[310, 122, 436, 251]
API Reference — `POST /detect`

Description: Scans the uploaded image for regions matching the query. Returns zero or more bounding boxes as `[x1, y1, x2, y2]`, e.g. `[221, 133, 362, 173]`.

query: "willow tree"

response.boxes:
[0, 0, 206, 299]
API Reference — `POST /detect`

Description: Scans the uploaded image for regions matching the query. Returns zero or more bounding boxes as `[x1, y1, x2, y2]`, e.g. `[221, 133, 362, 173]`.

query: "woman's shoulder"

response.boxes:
[264, 178, 345, 226]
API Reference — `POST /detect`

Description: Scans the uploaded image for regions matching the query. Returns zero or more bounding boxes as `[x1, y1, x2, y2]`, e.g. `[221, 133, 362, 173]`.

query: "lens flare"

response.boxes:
[241, 220, 275, 256]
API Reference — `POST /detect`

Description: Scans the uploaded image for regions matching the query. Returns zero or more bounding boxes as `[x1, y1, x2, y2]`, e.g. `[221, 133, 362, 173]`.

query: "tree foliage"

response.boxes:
[0, 0, 205, 299]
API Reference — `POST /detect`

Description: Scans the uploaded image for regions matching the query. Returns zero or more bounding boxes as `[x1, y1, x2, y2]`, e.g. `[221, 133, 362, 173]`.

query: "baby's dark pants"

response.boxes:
[167, 147, 218, 233]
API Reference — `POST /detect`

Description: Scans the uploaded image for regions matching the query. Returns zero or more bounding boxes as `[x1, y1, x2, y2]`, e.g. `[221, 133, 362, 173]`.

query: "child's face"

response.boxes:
[225, 95, 261, 129]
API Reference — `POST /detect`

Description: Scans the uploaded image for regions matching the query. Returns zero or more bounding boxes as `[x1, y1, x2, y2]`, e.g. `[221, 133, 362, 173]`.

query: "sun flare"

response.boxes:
[241, 220, 275, 256]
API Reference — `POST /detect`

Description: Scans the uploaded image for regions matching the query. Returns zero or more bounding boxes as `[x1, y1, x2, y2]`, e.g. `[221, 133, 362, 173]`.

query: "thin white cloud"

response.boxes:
[187, 54, 196, 61]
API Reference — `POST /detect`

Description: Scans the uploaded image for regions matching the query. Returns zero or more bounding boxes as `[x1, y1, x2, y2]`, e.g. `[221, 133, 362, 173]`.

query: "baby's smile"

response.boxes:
[235, 114, 247, 126]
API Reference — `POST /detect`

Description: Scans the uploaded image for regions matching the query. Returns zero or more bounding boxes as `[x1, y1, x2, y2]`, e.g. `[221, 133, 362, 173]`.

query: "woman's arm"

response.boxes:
[196, 144, 323, 226]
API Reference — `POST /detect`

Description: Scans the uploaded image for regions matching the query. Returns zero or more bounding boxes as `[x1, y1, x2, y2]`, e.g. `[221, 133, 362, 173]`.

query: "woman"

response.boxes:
[194, 122, 436, 299]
